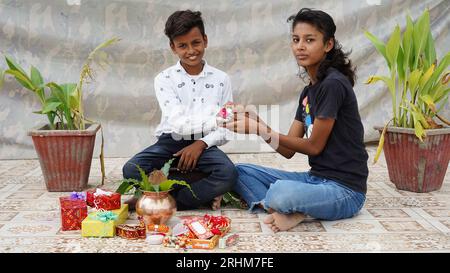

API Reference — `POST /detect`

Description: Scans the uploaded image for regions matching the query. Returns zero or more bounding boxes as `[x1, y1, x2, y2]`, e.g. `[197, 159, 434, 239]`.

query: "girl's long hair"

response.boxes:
[288, 8, 356, 86]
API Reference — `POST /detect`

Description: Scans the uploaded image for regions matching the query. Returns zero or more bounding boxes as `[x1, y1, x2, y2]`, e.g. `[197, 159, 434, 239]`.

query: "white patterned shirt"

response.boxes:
[154, 60, 232, 148]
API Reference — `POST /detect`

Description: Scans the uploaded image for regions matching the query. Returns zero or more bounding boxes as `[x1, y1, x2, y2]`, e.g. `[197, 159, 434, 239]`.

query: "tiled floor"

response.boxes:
[0, 146, 449, 252]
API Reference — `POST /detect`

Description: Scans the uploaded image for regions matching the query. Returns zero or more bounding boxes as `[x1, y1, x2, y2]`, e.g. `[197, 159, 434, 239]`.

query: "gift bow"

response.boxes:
[90, 210, 118, 222]
[70, 192, 86, 200]
[93, 188, 113, 197]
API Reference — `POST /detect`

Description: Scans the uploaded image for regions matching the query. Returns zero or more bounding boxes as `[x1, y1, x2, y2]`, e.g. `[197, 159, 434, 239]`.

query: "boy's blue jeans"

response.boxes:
[233, 163, 366, 220]
[123, 133, 237, 210]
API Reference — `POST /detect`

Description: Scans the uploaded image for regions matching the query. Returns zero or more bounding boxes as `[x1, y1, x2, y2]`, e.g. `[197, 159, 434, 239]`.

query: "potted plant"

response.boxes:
[365, 9, 450, 192]
[116, 158, 197, 225]
[1, 37, 120, 191]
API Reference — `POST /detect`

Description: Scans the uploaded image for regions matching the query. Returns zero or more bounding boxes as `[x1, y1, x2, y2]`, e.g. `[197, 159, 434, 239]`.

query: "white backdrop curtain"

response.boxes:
[0, 0, 449, 159]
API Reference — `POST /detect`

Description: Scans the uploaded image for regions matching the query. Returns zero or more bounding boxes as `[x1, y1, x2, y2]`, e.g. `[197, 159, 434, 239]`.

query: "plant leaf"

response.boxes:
[159, 179, 198, 199]
[385, 25, 401, 71]
[364, 30, 389, 69]
[30, 66, 43, 87]
[161, 158, 175, 177]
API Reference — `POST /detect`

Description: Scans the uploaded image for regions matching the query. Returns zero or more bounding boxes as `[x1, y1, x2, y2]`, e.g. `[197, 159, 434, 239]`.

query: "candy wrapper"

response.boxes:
[218, 233, 239, 249]
[59, 194, 88, 231]
[116, 223, 146, 240]
[184, 218, 214, 240]
[86, 188, 121, 210]
[81, 204, 128, 237]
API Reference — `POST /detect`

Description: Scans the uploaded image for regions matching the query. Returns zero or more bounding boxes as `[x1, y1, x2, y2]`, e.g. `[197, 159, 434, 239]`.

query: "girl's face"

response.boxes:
[291, 22, 333, 72]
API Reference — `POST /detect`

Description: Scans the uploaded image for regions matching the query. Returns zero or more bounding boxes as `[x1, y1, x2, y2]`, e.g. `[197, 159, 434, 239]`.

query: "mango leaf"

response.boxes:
[159, 179, 198, 199]
[116, 178, 141, 194]
[364, 30, 389, 69]
[135, 164, 150, 191]
[161, 158, 175, 177]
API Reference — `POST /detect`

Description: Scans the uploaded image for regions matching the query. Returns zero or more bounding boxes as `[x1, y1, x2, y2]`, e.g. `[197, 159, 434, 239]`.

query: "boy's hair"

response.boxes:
[288, 8, 356, 86]
[164, 10, 206, 43]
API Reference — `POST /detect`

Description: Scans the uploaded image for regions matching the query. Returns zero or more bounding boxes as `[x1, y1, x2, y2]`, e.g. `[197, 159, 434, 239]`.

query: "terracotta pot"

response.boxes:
[136, 190, 177, 226]
[28, 123, 100, 192]
[375, 126, 450, 192]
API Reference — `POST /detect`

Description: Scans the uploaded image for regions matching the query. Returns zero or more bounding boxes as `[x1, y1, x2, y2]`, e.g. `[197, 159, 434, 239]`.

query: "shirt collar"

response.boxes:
[175, 60, 214, 78]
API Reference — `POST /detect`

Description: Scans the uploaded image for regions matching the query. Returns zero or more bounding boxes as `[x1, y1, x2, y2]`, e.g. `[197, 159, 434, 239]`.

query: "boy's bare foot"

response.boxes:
[263, 212, 305, 233]
[211, 195, 223, 210]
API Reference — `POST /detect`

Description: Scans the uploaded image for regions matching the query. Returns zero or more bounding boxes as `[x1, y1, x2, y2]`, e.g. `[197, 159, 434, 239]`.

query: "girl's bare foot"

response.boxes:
[264, 212, 305, 232]
[211, 195, 223, 210]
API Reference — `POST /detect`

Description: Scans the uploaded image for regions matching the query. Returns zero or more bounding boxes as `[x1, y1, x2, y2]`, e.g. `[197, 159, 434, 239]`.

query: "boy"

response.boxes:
[122, 10, 237, 210]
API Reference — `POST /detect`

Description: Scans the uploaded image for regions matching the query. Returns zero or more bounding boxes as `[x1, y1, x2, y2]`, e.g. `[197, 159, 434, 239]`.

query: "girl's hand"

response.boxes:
[221, 114, 263, 135]
[232, 104, 259, 121]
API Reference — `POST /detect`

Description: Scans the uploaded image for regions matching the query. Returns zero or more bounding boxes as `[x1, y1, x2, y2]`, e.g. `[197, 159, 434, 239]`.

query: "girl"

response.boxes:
[222, 8, 368, 232]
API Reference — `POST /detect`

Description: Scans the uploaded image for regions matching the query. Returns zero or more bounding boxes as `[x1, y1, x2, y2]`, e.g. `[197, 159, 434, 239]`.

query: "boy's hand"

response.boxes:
[173, 140, 207, 172]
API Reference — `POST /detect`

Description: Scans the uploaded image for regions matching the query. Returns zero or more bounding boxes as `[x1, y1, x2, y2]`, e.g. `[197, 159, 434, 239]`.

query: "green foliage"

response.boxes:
[116, 159, 198, 199]
[365, 9, 450, 162]
[1, 37, 120, 130]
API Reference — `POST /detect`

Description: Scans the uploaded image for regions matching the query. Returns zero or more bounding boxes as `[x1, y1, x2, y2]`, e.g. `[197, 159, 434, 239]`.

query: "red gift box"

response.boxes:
[86, 189, 121, 210]
[59, 196, 88, 231]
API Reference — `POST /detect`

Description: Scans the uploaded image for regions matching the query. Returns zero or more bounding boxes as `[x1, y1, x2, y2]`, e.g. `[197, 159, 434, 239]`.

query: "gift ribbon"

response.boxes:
[93, 188, 113, 197]
[70, 191, 86, 200]
[90, 210, 118, 222]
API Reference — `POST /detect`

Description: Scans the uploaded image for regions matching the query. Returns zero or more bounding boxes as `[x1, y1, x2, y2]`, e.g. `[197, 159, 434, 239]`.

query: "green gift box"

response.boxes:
[81, 204, 128, 237]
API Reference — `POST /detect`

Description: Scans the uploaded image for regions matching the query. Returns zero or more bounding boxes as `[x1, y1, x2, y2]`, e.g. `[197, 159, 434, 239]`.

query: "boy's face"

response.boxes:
[170, 27, 208, 74]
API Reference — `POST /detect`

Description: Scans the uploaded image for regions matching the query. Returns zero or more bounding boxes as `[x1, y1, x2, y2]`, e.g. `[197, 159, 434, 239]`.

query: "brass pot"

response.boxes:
[135, 190, 176, 226]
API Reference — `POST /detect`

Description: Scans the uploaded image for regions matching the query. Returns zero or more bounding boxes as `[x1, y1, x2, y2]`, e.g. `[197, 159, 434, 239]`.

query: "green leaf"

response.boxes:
[30, 66, 43, 87]
[135, 164, 150, 191]
[412, 9, 431, 69]
[41, 101, 61, 114]
[4, 69, 34, 90]
[5, 55, 28, 76]
[116, 179, 141, 194]
[403, 14, 414, 70]
[161, 158, 175, 177]
[419, 94, 436, 113]
[0, 69, 4, 90]
[364, 30, 389, 69]
[159, 179, 198, 199]
[385, 25, 401, 71]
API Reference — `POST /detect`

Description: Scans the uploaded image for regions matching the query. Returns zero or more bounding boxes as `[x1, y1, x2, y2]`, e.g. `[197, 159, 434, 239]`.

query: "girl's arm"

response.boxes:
[269, 120, 305, 159]
[260, 117, 335, 156]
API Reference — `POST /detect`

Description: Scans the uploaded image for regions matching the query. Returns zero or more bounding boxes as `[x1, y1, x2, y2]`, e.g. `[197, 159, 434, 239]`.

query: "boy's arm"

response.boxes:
[155, 73, 217, 135]
[200, 75, 233, 148]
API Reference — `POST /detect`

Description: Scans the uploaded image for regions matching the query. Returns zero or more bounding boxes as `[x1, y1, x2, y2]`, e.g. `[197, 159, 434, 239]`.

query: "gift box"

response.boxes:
[81, 204, 128, 237]
[218, 233, 239, 249]
[86, 188, 121, 210]
[116, 223, 146, 240]
[59, 194, 88, 231]
[186, 235, 220, 250]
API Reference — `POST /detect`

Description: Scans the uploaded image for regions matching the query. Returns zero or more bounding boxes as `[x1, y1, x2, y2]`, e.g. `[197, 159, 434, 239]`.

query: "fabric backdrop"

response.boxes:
[0, 0, 449, 159]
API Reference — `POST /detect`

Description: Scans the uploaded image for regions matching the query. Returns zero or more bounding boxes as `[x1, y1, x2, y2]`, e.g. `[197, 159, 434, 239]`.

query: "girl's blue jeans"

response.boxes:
[233, 163, 366, 221]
